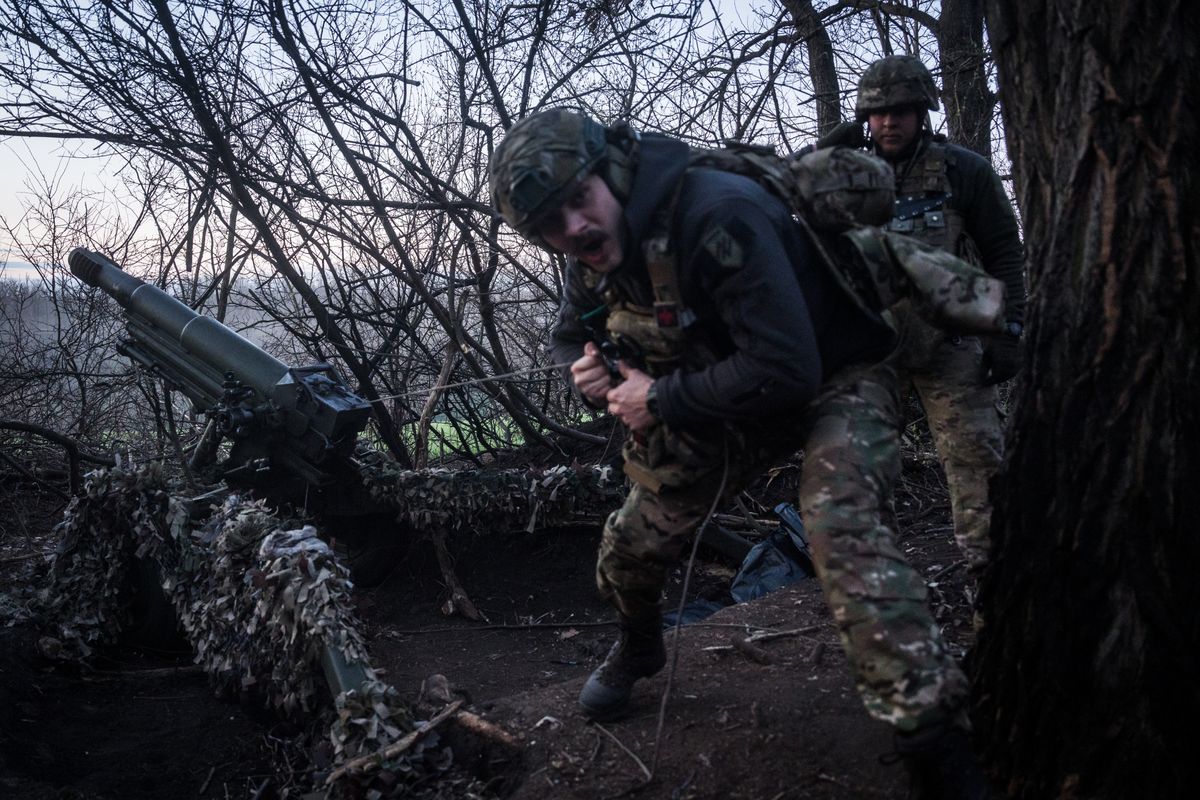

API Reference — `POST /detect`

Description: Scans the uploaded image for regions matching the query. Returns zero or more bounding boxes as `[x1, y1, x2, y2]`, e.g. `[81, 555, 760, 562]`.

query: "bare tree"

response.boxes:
[0, 0, 1009, 469]
[973, 1, 1199, 797]
[939, 0, 994, 158]
[783, 0, 840, 136]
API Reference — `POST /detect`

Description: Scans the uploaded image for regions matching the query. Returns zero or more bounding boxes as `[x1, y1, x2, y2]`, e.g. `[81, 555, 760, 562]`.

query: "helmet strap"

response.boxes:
[599, 123, 640, 205]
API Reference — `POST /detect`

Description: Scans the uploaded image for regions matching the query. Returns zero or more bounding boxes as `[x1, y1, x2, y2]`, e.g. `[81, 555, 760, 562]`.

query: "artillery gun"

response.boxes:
[68, 247, 389, 693]
[43, 248, 619, 792]
[69, 247, 373, 504]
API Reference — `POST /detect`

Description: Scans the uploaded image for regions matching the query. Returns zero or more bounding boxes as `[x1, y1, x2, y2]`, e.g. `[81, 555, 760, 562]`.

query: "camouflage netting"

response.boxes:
[38, 462, 169, 659]
[37, 458, 625, 795]
[357, 454, 622, 532]
[38, 464, 444, 796]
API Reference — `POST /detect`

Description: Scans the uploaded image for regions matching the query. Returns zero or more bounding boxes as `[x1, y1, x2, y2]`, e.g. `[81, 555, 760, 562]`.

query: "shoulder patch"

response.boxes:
[701, 224, 745, 269]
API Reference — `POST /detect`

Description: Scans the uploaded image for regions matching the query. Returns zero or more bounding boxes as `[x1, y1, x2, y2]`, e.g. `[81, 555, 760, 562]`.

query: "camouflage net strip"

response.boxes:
[357, 455, 621, 533]
[39, 465, 439, 795]
[38, 462, 166, 659]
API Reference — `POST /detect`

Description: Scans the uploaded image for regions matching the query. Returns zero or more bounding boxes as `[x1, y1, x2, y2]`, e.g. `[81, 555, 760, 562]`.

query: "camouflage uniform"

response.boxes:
[857, 56, 1025, 575]
[597, 360, 968, 730]
[492, 108, 970, 729]
[889, 306, 1004, 574]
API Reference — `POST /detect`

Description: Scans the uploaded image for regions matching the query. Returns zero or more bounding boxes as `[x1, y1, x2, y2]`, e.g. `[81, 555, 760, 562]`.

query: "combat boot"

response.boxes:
[895, 720, 995, 800]
[578, 611, 666, 719]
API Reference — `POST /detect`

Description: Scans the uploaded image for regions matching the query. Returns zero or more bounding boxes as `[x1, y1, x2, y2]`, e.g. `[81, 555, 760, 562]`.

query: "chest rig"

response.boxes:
[582, 140, 1006, 386]
[582, 189, 704, 379]
[887, 140, 974, 261]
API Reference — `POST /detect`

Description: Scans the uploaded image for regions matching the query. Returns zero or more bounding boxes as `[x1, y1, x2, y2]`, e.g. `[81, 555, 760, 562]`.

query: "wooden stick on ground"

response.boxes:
[452, 708, 521, 749]
[327, 699, 465, 784]
[429, 529, 487, 622]
[700, 625, 822, 654]
[593, 721, 651, 781]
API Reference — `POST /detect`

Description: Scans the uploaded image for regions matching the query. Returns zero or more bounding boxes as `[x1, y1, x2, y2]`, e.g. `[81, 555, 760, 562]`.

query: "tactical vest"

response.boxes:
[586, 143, 897, 380]
[886, 140, 979, 264]
[581, 197, 700, 380]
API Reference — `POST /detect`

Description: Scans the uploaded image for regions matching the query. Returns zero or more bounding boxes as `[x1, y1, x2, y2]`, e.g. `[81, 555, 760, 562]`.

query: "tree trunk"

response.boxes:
[783, 0, 841, 136]
[974, 2, 1200, 798]
[938, 0, 993, 158]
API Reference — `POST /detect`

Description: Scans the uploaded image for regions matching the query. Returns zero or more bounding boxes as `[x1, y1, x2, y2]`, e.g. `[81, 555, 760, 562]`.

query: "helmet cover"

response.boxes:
[490, 109, 608, 238]
[855, 56, 940, 119]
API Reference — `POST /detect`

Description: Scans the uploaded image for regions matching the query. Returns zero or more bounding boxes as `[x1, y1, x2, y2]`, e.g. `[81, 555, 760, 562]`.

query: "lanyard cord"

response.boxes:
[367, 361, 575, 404]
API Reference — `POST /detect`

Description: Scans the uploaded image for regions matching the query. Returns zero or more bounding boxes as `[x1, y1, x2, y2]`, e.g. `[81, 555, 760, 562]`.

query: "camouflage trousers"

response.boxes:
[889, 304, 1004, 575]
[595, 361, 968, 731]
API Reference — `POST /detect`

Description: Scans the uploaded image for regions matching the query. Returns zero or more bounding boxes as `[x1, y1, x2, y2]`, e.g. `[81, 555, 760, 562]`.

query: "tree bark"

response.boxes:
[975, 2, 1200, 797]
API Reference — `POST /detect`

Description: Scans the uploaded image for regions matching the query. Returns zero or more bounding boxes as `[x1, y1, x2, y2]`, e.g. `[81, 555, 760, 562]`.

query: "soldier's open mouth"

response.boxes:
[578, 232, 606, 258]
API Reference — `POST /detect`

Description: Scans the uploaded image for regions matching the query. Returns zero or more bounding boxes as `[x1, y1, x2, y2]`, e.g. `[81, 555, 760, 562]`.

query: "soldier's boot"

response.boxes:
[578, 610, 666, 720]
[895, 720, 995, 800]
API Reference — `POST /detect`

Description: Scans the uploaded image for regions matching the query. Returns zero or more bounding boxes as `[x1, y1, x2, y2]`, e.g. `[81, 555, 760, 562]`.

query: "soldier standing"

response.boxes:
[855, 55, 1026, 578]
[490, 109, 993, 798]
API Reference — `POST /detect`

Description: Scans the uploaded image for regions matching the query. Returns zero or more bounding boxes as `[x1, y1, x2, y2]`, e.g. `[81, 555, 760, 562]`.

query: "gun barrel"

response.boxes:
[69, 248, 288, 401]
[71, 246, 371, 485]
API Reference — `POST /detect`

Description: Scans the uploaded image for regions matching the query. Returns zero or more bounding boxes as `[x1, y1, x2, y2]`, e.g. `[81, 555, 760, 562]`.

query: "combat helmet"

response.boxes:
[490, 109, 616, 241]
[855, 55, 940, 120]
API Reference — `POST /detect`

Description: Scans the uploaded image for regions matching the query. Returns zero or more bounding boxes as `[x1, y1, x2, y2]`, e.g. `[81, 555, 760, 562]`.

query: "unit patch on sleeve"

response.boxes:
[701, 224, 745, 270]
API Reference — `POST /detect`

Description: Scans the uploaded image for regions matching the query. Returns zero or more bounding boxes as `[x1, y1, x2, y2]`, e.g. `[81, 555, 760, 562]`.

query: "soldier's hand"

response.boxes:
[815, 119, 866, 150]
[607, 363, 655, 433]
[571, 341, 614, 405]
[981, 334, 1021, 386]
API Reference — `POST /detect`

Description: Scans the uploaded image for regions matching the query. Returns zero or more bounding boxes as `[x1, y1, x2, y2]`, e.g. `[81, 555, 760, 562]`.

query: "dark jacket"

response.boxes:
[547, 134, 895, 432]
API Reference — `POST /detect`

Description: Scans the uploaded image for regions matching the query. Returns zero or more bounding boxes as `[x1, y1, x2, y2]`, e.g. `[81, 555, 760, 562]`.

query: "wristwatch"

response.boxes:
[1004, 320, 1024, 339]
[645, 382, 661, 420]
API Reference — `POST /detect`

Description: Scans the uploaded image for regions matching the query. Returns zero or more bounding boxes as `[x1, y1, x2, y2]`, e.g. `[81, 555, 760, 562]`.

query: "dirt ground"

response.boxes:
[0, 424, 975, 799]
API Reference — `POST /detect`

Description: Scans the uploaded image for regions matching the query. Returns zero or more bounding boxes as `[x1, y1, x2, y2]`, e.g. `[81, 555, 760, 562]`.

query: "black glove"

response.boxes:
[816, 120, 867, 150]
[981, 333, 1022, 386]
[792, 120, 868, 159]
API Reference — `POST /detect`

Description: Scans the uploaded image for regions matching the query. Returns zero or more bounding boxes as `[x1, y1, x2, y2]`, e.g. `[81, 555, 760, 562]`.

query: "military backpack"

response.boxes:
[589, 138, 1009, 388]
[678, 141, 1008, 336]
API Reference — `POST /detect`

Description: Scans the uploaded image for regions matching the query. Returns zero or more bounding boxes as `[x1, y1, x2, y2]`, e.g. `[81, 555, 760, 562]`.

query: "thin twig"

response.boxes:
[198, 765, 216, 794]
[650, 436, 731, 778]
[746, 625, 821, 643]
[370, 361, 574, 403]
[382, 618, 780, 637]
[592, 721, 651, 781]
[82, 665, 205, 681]
[163, 389, 197, 492]
[385, 620, 617, 635]
[0, 449, 68, 500]
[700, 625, 822, 653]
[927, 558, 965, 583]
[1, 551, 46, 563]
